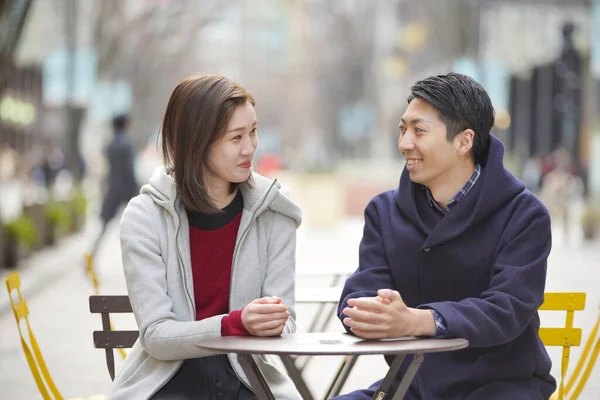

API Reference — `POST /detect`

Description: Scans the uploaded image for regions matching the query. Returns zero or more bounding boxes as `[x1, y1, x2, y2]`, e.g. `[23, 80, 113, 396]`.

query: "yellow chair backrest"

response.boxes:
[5, 272, 63, 400]
[539, 292, 586, 400]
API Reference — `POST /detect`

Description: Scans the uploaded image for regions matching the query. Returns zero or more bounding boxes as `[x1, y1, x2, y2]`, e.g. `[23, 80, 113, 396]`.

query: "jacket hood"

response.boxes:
[394, 134, 525, 247]
[141, 166, 302, 227]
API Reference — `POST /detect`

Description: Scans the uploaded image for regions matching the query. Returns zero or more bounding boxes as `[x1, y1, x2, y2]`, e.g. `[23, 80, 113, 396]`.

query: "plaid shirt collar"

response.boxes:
[423, 163, 481, 215]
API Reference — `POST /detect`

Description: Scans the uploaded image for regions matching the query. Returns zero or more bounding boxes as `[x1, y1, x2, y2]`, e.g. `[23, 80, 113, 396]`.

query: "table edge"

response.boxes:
[195, 337, 469, 356]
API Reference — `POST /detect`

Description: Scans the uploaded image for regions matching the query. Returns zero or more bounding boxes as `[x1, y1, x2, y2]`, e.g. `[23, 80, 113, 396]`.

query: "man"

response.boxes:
[90, 114, 139, 258]
[335, 73, 555, 399]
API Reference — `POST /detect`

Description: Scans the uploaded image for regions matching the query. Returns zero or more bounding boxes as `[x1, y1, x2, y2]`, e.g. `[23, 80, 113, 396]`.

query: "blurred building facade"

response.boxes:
[1, 0, 598, 186]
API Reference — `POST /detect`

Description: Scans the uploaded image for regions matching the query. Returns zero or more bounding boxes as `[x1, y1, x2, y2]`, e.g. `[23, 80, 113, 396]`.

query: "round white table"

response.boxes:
[196, 332, 469, 400]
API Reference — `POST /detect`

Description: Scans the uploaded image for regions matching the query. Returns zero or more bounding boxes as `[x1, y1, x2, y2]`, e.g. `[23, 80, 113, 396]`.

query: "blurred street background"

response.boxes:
[1, 0, 600, 399]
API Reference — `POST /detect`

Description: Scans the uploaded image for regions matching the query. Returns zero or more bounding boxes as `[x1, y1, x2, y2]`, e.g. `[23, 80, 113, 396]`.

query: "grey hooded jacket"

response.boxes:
[110, 166, 303, 399]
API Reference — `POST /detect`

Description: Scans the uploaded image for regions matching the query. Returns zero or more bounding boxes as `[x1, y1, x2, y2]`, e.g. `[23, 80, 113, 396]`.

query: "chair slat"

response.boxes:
[93, 330, 139, 349]
[89, 295, 133, 313]
[5, 272, 21, 291]
[539, 328, 582, 347]
[14, 301, 29, 320]
[540, 293, 586, 311]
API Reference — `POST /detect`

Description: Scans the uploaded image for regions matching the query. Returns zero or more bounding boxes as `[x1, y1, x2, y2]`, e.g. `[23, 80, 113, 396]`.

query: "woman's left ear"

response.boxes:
[457, 129, 474, 156]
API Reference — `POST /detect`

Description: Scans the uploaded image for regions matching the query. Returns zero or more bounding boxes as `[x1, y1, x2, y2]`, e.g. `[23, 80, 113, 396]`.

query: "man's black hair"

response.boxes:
[407, 72, 494, 165]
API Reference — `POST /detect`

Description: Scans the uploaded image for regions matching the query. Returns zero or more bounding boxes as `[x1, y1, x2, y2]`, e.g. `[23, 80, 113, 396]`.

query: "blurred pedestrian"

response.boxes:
[539, 146, 584, 240]
[89, 113, 138, 259]
[39, 140, 64, 191]
[111, 75, 302, 399]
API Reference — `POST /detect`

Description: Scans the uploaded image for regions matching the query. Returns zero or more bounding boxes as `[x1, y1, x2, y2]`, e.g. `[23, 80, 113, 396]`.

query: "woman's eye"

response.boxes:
[233, 135, 242, 140]
[250, 128, 257, 135]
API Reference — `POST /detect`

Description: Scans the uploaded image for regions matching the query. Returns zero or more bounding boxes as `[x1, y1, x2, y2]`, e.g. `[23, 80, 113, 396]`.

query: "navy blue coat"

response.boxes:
[338, 135, 556, 399]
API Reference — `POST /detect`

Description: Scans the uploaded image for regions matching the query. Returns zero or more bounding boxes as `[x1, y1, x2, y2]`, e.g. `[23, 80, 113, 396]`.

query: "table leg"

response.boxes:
[238, 354, 276, 400]
[324, 354, 359, 399]
[279, 355, 315, 400]
[371, 354, 406, 400]
[391, 354, 423, 400]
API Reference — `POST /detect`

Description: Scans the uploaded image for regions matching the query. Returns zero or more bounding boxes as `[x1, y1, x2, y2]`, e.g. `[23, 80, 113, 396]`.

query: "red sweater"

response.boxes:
[188, 201, 249, 336]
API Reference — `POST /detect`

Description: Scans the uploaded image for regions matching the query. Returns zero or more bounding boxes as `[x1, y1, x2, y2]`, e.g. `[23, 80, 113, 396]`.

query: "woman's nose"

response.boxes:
[241, 139, 255, 156]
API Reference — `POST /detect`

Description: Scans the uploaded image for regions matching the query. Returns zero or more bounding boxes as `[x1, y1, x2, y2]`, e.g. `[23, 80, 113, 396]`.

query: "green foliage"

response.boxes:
[71, 189, 88, 217]
[4, 215, 39, 249]
[45, 201, 72, 229]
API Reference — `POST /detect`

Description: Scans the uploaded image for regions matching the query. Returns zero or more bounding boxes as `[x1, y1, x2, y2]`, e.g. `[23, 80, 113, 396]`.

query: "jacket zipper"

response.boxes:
[230, 180, 278, 296]
[228, 180, 278, 388]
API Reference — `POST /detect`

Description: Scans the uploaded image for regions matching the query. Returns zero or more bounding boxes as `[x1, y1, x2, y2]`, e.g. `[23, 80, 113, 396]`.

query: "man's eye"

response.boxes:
[250, 128, 257, 135]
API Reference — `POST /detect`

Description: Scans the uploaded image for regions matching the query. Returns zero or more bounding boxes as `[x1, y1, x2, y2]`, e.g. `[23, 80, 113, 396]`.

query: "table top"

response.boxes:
[196, 332, 469, 356]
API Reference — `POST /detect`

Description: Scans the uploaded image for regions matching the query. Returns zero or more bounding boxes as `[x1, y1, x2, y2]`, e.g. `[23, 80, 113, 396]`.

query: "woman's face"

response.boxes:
[204, 100, 259, 188]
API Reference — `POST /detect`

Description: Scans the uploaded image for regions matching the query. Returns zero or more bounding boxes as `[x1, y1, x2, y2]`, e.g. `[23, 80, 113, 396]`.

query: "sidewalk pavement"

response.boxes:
[1, 216, 599, 399]
[0, 229, 93, 316]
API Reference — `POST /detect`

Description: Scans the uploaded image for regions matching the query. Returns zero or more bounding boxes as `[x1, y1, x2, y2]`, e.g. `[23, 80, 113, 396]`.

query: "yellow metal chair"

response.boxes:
[84, 253, 100, 295]
[550, 302, 599, 400]
[5, 272, 110, 400]
[539, 292, 586, 400]
[5, 272, 63, 400]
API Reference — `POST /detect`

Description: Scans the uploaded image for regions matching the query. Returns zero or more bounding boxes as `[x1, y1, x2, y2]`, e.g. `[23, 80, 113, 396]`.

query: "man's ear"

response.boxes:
[456, 129, 474, 157]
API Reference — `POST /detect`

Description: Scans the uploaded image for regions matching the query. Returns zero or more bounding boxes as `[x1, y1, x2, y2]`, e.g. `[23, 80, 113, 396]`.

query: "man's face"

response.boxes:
[398, 98, 462, 188]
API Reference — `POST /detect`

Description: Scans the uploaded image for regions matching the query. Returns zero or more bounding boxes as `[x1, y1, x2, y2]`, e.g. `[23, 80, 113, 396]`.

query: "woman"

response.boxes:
[111, 75, 302, 399]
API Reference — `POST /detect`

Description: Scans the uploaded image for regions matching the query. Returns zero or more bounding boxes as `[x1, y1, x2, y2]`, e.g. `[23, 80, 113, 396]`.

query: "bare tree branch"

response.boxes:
[91, 0, 230, 143]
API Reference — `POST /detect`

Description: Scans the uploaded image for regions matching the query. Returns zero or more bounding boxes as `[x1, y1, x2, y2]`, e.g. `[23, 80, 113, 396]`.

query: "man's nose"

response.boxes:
[399, 132, 415, 151]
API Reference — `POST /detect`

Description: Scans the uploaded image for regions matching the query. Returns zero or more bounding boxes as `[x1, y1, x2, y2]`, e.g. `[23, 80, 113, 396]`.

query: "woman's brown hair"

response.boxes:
[160, 75, 255, 214]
